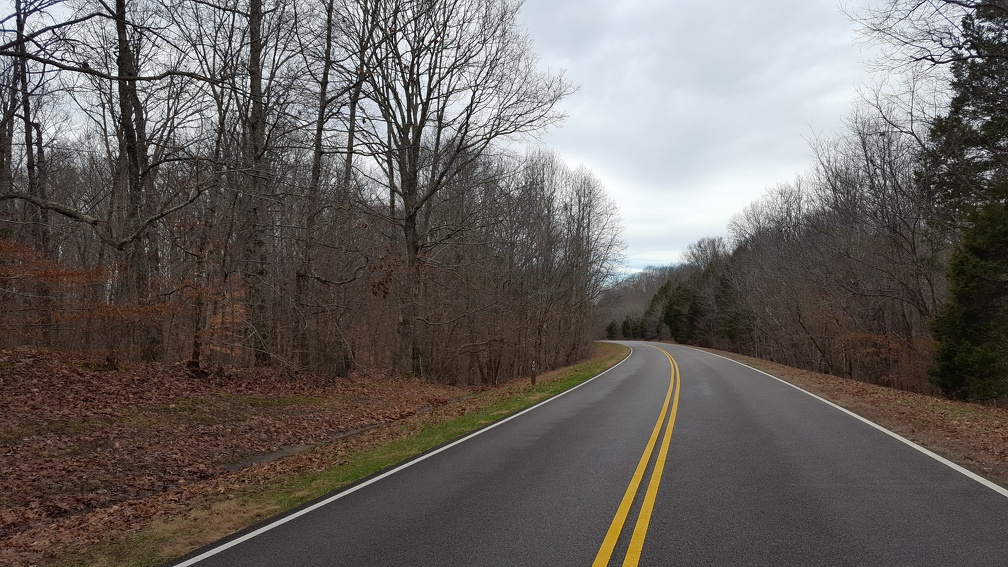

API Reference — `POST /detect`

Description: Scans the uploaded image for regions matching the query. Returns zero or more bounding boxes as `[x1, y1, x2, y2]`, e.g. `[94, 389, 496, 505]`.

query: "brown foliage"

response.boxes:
[0, 347, 465, 565]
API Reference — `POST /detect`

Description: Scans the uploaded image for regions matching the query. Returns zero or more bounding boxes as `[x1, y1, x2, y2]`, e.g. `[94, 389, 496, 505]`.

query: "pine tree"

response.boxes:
[928, 3, 1008, 400]
[931, 202, 1008, 399]
[662, 283, 698, 344]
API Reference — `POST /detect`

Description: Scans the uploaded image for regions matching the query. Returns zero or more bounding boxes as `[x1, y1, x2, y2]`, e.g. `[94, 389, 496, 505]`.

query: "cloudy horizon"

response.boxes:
[518, 0, 879, 270]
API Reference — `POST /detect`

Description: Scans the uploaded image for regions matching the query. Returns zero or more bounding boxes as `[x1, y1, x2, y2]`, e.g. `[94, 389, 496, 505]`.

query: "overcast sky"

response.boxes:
[517, 0, 875, 270]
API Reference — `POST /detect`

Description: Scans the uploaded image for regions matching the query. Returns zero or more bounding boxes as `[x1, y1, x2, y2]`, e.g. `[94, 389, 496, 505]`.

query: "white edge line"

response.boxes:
[692, 347, 1008, 499]
[172, 346, 635, 566]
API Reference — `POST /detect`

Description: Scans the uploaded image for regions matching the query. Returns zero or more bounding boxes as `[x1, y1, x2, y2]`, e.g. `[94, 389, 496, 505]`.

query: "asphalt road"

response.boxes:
[169, 342, 1008, 566]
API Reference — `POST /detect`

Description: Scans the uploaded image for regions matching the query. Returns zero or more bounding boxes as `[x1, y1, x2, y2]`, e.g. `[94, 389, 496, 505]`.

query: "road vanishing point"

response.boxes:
[169, 342, 1008, 566]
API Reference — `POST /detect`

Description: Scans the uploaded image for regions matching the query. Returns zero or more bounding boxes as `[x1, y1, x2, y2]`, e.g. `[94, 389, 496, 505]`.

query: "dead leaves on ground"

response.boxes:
[5, 346, 1008, 566]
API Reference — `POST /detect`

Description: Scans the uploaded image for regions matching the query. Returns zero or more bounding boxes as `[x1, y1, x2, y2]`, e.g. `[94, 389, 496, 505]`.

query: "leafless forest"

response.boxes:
[605, 1, 1008, 401]
[606, 115, 951, 393]
[0, 0, 622, 383]
[5, 0, 1006, 399]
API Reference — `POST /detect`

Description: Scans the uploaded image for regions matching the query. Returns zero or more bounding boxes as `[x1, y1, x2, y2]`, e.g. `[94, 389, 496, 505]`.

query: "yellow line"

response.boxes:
[622, 350, 680, 566]
[592, 347, 678, 567]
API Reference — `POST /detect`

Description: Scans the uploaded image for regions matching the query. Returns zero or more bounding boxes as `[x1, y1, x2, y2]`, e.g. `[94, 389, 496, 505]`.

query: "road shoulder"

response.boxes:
[697, 347, 1008, 488]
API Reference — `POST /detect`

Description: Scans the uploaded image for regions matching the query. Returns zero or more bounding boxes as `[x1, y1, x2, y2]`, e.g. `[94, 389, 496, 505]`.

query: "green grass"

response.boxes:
[217, 342, 631, 512]
[63, 342, 630, 567]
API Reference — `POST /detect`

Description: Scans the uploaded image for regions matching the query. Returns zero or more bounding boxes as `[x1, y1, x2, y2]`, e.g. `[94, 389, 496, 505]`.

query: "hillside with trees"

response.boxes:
[6, 2, 1008, 563]
[0, 0, 622, 384]
[607, 0, 1008, 402]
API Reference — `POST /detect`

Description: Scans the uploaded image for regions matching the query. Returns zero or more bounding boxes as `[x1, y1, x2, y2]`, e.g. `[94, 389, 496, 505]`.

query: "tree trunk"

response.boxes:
[244, 0, 272, 366]
[114, 0, 162, 360]
[15, 0, 52, 344]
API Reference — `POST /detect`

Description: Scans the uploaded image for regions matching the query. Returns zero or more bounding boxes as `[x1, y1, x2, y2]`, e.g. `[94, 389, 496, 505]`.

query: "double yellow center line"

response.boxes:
[593, 347, 681, 567]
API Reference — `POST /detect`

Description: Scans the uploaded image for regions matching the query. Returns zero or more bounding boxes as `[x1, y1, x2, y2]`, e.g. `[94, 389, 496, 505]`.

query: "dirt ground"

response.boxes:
[0, 348, 466, 566]
[2, 345, 1008, 566]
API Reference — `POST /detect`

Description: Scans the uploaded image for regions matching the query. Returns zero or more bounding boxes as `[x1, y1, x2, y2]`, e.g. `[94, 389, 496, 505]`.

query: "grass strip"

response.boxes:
[67, 342, 630, 567]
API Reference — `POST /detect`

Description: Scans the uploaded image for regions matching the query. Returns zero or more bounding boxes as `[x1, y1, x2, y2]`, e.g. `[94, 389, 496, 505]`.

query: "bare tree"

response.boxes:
[853, 1, 1008, 67]
[351, 0, 572, 373]
[1, 0, 622, 387]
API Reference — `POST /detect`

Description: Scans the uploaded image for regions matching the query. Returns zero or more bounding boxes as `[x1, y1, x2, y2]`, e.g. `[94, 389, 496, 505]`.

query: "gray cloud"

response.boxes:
[519, 0, 873, 269]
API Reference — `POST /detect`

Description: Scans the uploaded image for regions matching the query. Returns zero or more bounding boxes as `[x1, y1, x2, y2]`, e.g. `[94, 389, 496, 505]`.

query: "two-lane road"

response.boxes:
[170, 343, 1008, 566]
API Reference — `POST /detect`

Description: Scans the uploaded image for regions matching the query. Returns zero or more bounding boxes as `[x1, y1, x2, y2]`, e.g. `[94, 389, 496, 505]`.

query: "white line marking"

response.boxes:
[172, 347, 634, 566]
[691, 347, 1008, 498]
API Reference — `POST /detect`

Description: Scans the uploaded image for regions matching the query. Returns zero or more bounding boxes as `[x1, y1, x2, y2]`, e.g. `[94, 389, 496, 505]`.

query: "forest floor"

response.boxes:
[0, 347, 465, 566]
[0, 343, 627, 567]
[2, 343, 1008, 566]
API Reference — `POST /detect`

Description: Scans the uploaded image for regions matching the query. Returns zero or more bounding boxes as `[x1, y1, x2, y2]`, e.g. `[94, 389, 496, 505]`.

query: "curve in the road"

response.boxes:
[172, 348, 633, 567]
[593, 346, 680, 566]
[168, 342, 1008, 567]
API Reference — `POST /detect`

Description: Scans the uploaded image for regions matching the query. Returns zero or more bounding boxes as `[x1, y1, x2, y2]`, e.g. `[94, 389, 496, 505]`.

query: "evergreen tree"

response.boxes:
[621, 315, 634, 340]
[928, 3, 1008, 400]
[931, 202, 1008, 399]
[662, 283, 698, 344]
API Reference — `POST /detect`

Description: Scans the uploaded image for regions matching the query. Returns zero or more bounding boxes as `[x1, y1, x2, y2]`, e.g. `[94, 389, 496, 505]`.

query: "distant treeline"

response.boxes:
[604, 1, 1008, 402]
